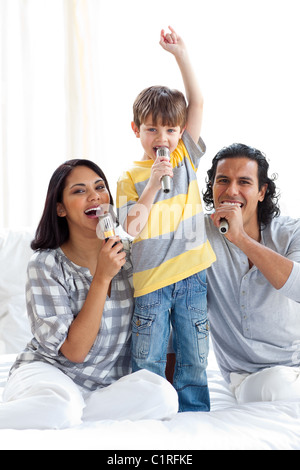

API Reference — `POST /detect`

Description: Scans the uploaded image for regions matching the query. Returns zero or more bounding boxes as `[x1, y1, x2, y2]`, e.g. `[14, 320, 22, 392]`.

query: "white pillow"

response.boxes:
[0, 228, 34, 353]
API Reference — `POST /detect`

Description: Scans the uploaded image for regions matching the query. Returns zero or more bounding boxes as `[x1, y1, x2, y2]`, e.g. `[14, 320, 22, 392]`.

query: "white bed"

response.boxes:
[0, 229, 300, 450]
[1, 350, 300, 450]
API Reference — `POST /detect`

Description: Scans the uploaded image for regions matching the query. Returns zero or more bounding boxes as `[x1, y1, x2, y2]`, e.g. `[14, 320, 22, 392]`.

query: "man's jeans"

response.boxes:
[132, 271, 210, 412]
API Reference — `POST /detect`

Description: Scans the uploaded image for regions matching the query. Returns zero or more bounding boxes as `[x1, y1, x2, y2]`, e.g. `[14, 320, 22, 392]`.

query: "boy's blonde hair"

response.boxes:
[133, 86, 187, 130]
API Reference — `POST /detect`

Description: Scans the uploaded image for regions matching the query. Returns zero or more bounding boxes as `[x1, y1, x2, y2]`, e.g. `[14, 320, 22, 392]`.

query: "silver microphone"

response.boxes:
[219, 218, 229, 234]
[96, 210, 118, 247]
[97, 212, 116, 241]
[156, 147, 171, 193]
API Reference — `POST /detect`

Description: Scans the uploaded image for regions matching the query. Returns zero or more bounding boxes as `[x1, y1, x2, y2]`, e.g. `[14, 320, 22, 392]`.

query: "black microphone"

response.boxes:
[219, 218, 229, 234]
[156, 147, 171, 193]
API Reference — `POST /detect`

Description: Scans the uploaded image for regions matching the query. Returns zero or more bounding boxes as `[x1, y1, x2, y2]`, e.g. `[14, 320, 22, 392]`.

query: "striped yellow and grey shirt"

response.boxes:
[117, 131, 216, 298]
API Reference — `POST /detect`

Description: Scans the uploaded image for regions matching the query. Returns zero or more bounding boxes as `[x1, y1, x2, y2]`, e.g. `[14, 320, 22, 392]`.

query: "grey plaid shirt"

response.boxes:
[10, 240, 134, 391]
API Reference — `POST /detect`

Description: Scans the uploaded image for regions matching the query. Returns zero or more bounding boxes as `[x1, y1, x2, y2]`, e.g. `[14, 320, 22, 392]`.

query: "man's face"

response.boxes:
[212, 157, 267, 232]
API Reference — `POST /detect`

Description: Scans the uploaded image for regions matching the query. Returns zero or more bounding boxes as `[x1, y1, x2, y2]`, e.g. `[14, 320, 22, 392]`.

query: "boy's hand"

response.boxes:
[160, 25, 203, 144]
[148, 157, 173, 192]
[125, 158, 173, 238]
[159, 26, 186, 57]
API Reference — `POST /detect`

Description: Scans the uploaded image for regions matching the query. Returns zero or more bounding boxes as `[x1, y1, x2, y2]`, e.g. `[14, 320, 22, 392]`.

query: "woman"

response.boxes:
[1, 159, 178, 429]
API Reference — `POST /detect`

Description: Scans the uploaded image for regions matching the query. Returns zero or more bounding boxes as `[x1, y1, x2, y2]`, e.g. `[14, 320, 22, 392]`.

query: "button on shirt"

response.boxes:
[205, 215, 300, 383]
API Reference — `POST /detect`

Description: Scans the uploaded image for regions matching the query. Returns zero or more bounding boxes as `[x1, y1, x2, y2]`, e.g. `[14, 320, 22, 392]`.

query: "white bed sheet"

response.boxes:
[0, 352, 300, 450]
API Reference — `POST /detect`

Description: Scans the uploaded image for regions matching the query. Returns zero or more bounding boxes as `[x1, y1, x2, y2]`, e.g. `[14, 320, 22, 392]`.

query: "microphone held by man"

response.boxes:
[219, 218, 229, 234]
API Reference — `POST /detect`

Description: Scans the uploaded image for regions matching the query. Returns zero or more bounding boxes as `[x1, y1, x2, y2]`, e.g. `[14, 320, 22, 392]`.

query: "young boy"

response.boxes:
[117, 26, 216, 412]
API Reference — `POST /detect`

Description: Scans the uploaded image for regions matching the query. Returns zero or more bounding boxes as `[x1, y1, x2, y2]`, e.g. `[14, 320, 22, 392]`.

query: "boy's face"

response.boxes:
[132, 114, 184, 161]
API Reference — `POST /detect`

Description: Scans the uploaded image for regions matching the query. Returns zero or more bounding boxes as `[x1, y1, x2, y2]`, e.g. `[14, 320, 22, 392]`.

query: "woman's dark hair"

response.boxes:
[203, 143, 280, 228]
[31, 159, 114, 251]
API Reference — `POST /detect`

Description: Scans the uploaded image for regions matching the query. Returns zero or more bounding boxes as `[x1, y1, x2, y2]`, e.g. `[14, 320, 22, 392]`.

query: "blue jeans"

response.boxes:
[132, 271, 210, 412]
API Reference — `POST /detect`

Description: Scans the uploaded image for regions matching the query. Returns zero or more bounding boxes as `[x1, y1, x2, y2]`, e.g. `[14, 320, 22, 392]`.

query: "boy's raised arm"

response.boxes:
[160, 26, 204, 144]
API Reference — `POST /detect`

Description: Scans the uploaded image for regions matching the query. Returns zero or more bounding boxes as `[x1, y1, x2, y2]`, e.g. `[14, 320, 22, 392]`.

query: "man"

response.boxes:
[204, 143, 300, 403]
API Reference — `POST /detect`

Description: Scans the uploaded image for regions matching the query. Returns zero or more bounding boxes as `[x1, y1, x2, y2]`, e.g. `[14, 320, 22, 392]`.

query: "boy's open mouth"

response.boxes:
[154, 146, 169, 154]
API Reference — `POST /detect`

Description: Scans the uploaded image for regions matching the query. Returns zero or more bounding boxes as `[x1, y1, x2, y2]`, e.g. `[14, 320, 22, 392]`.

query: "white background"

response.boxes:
[1, 0, 299, 228]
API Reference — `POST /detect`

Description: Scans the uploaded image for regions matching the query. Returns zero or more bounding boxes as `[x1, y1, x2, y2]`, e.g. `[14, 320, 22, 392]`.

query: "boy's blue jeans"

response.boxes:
[132, 271, 210, 412]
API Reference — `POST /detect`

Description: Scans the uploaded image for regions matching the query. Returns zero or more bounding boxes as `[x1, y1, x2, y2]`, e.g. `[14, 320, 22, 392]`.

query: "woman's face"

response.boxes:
[57, 165, 111, 235]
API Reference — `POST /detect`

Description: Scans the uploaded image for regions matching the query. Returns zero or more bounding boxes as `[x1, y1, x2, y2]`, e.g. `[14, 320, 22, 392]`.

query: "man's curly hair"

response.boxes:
[203, 143, 281, 228]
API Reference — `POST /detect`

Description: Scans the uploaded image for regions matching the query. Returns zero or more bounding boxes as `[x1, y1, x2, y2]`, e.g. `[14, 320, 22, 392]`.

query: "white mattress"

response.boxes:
[0, 352, 300, 450]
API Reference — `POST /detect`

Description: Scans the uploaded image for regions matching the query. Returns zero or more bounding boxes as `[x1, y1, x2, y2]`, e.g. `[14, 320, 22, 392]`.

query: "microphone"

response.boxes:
[156, 147, 171, 193]
[96, 211, 116, 241]
[219, 218, 229, 235]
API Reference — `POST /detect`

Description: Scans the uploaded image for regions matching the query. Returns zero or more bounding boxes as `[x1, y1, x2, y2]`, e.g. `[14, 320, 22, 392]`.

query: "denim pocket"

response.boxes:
[194, 317, 210, 361]
[187, 271, 207, 314]
[132, 312, 156, 359]
[135, 289, 162, 310]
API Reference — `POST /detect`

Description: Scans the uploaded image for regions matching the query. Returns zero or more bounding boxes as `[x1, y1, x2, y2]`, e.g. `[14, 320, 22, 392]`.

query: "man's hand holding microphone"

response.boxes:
[211, 201, 245, 242]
